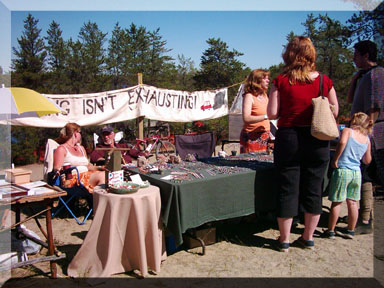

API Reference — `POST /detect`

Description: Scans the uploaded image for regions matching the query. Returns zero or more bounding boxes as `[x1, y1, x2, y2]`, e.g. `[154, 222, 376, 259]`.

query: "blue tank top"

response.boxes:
[338, 130, 369, 170]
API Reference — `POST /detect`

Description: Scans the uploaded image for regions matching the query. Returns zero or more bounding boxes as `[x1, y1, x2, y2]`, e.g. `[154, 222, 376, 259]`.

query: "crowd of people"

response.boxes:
[51, 37, 382, 252]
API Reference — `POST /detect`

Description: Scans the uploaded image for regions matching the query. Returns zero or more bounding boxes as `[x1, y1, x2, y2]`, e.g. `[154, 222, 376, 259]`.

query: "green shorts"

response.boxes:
[328, 168, 361, 202]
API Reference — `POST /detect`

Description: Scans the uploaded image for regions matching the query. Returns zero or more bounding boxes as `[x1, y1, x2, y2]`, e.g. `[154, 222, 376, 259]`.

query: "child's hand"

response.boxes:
[331, 159, 338, 169]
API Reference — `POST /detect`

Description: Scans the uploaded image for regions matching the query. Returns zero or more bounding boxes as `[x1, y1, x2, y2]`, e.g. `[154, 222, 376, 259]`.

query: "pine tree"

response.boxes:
[176, 54, 196, 90]
[193, 38, 245, 90]
[347, 2, 384, 64]
[45, 21, 69, 92]
[64, 38, 85, 93]
[126, 23, 150, 78]
[78, 21, 107, 92]
[303, 13, 355, 119]
[146, 28, 174, 86]
[12, 13, 46, 89]
[106, 23, 128, 89]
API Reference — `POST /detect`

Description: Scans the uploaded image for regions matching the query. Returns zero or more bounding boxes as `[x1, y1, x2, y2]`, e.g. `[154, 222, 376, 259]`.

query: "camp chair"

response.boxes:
[43, 139, 93, 225]
[174, 132, 216, 160]
[173, 132, 216, 255]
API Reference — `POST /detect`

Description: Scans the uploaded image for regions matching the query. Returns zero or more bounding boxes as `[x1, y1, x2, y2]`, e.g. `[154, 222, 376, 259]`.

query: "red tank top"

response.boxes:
[273, 73, 333, 127]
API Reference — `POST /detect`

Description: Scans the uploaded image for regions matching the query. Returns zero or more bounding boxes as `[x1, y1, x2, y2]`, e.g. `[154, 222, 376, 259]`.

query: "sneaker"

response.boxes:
[322, 230, 336, 239]
[294, 236, 314, 250]
[273, 238, 289, 252]
[336, 228, 355, 239]
[354, 222, 373, 235]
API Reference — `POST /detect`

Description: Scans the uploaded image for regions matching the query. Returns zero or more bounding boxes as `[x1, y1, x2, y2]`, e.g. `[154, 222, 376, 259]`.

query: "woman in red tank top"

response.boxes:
[240, 69, 271, 153]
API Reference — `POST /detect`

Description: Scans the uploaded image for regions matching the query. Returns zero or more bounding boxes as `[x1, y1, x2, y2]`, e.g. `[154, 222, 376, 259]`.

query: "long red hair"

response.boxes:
[282, 36, 317, 84]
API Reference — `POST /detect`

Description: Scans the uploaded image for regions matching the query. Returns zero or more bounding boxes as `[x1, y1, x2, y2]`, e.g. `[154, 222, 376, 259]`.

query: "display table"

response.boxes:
[199, 154, 277, 212]
[127, 161, 259, 247]
[67, 185, 166, 277]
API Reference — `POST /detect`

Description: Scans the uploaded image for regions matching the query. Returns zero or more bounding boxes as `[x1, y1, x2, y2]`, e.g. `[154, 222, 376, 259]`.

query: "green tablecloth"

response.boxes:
[128, 162, 257, 246]
[199, 155, 277, 212]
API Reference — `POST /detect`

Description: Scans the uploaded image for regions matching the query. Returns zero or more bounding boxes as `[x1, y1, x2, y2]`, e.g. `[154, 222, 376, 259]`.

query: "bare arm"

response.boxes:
[331, 128, 350, 169]
[327, 87, 339, 118]
[242, 93, 267, 123]
[53, 146, 66, 171]
[362, 139, 372, 165]
[267, 84, 280, 120]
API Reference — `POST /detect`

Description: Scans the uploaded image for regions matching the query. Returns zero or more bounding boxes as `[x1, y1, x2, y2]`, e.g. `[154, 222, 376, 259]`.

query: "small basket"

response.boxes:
[108, 182, 140, 194]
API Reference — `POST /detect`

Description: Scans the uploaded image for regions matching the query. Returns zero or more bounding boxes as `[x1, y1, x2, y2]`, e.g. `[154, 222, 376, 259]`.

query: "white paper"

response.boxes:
[130, 174, 145, 185]
[28, 187, 55, 195]
[108, 170, 124, 185]
[20, 180, 47, 189]
[160, 175, 175, 180]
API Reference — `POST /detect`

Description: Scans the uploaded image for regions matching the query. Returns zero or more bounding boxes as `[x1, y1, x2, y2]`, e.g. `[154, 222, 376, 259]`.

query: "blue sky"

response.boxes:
[0, 0, 375, 75]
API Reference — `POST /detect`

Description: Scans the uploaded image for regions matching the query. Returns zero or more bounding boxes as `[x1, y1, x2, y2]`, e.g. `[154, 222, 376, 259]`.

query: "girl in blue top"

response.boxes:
[325, 112, 373, 239]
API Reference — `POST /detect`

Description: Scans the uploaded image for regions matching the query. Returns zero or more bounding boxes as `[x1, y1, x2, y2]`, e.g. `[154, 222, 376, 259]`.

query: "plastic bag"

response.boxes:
[11, 225, 41, 255]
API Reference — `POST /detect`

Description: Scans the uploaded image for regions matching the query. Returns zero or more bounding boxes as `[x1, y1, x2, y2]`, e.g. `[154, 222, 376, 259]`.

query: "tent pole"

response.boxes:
[136, 73, 144, 139]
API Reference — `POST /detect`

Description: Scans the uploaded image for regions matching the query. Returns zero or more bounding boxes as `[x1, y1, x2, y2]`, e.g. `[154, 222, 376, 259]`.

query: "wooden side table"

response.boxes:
[1, 187, 67, 278]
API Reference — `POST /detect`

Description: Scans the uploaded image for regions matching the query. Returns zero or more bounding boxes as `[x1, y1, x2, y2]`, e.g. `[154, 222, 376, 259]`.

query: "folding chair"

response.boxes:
[43, 139, 93, 225]
[173, 132, 216, 255]
[174, 132, 216, 160]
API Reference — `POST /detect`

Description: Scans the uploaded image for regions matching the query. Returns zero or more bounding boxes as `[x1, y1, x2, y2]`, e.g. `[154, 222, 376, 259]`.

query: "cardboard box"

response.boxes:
[5, 168, 32, 184]
[183, 227, 216, 249]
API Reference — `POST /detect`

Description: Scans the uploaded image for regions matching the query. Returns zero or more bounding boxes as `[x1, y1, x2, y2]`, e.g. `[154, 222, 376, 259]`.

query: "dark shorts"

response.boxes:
[274, 127, 330, 218]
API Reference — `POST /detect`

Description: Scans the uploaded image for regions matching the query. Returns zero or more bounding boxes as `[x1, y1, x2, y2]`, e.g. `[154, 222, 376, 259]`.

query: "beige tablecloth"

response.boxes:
[67, 185, 166, 277]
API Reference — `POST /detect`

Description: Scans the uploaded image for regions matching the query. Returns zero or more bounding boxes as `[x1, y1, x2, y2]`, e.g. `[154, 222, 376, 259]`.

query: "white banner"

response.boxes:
[6, 85, 228, 127]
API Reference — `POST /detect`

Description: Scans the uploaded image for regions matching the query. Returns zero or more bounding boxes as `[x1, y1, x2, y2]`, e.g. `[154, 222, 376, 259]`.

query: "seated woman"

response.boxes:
[53, 122, 105, 193]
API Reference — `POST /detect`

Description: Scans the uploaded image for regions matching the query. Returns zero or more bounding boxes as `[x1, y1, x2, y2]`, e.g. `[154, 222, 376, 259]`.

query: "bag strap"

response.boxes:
[318, 73, 324, 97]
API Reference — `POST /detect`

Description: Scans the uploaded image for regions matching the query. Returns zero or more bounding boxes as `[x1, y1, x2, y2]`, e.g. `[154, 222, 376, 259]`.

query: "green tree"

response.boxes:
[175, 54, 196, 90]
[78, 21, 108, 92]
[146, 28, 174, 86]
[303, 13, 355, 118]
[11, 13, 46, 89]
[193, 38, 245, 90]
[126, 23, 150, 78]
[45, 21, 69, 93]
[347, 2, 384, 65]
[106, 23, 128, 89]
[45, 21, 67, 71]
[64, 38, 85, 93]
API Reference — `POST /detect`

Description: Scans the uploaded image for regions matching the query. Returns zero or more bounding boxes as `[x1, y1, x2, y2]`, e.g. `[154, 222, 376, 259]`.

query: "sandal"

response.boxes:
[295, 236, 314, 250]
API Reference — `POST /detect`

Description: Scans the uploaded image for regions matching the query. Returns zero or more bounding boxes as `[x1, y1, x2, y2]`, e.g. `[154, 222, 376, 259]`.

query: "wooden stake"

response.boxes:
[137, 73, 144, 139]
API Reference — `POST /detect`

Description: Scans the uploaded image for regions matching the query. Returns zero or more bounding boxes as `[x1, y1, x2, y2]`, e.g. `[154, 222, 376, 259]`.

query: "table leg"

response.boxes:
[15, 204, 20, 226]
[45, 200, 57, 278]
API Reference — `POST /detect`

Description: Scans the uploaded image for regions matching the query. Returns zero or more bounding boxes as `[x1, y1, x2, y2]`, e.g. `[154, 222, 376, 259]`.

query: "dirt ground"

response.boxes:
[2, 144, 384, 288]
